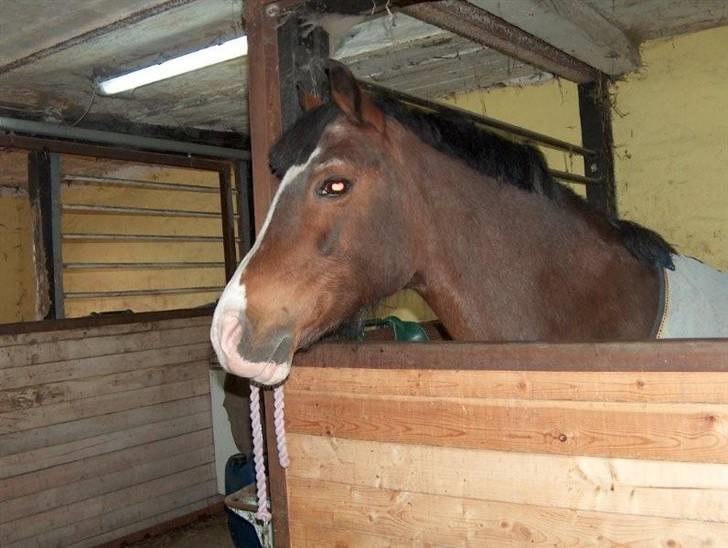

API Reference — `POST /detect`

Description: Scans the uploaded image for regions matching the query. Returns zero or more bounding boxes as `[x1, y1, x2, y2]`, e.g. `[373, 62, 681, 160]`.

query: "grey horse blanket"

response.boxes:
[655, 255, 728, 339]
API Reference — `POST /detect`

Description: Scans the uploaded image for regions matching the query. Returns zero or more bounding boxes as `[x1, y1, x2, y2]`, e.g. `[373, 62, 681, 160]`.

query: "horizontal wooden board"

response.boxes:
[286, 390, 728, 463]
[288, 433, 728, 523]
[290, 523, 412, 548]
[0, 413, 211, 480]
[0, 342, 210, 391]
[0, 394, 209, 458]
[294, 340, 728, 372]
[1, 463, 215, 544]
[0, 377, 209, 434]
[0, 308, 212, 340]
[0, 359, 207, 413]
[288, 477, 728, 546]
[289, 366, 728, 404]
[0, 324, 210, 368]
[0, 420, 210, 500]
[71, 497, 222, 548]
[1, 442, 214, 525]
[7, 480, 219, 548]
[0, 315, 211, 348]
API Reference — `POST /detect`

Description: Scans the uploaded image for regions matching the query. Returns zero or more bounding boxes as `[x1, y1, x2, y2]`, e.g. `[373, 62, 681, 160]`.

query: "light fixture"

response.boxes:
[98, 36, 248, 95]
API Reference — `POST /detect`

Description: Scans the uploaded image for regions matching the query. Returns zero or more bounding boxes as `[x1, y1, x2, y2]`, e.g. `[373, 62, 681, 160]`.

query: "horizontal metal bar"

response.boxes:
[549, 169, 600, 185]
[403, 0, 601, 84]
[64, 286, 224, 299]
[362, 82, 592, 157]
[63, 175, 220, 193]
[62, 204, 226, 218]
[0, 134, 230, 171]
[0, 116, 249, 160]
[63, 233, 225, 242]
[64, 261, 226, 270]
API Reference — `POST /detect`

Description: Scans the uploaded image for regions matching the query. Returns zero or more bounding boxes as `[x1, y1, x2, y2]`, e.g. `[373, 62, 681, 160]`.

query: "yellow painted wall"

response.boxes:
[379, 25, 728, 322]
[612, 26, 728, 271]
[0, 151, 36, 322]
[0, 152, 232, 322]
[60, 157, 230, 317]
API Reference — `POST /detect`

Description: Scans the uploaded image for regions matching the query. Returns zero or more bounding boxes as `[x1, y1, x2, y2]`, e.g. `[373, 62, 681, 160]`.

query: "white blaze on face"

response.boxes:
[210, 147, 321, 385]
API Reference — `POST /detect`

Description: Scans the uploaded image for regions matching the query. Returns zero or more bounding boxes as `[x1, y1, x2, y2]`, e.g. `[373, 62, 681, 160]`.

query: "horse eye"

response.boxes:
[318, 178, 351, 197]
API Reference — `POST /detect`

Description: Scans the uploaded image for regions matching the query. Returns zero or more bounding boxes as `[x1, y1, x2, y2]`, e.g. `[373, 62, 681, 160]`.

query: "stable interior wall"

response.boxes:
[0, 150, 36, 323]
[0, 152, 233, 323]
[378, 25, 728, 322]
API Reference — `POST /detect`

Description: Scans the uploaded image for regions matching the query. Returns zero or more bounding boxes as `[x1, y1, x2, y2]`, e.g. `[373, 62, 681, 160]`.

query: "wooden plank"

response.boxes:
[0, 359, 207, 413]
[471, 0, 640, 75]
[288, 434, 728, 523]
[0, 307, 212, 338]
[285, 390, 728, 463]
[6, 479, 218, 548]
[288, 366, 728, 404]
[78, 500, 224, 548]
[0, 314, 211, 347]
[0, 413, 211, 480]
[290, 522, 411, 548]
[293, 340, 728, 372]
[0, 463, 215, 544]
[0, 324, 210, 368]
[0, 377, 209, 434]
[0, 394, 209, 459]
[0, 341, 210, 391]
[288, 477, 728, 546]
[1, 442, 214, 525]
[0, 416, 210, 500]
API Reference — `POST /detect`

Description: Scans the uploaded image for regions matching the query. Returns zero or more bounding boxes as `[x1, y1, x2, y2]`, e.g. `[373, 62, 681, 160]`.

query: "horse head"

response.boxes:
[211, 62, 423, 385]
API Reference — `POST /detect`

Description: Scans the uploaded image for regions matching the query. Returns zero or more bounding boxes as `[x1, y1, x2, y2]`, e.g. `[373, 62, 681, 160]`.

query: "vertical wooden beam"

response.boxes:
[245, 2, 329, 546]
[28, 150, 64, 319]
[579, 75, 617, 216]
[234, 160, 253, 257]
[218, 166, 237, 280]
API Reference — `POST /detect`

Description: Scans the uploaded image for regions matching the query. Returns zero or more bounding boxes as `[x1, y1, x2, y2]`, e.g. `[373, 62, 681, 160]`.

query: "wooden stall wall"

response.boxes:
[0, 314, 220, 547]
[283, 341, 728, 546]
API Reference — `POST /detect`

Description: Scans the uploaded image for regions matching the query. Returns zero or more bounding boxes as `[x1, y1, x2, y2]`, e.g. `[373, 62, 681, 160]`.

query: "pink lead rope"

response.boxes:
[249, 384, 289, 522]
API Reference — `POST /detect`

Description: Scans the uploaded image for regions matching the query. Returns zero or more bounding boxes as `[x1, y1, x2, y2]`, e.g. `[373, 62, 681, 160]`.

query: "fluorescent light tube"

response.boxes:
[99, 36, 248, 95]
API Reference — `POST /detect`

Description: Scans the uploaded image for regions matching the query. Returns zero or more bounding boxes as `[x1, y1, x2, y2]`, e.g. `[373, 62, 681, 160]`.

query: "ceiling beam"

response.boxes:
[471, 0, 640, 76]
[0, 0, 198, 76]
[402, 0, 601, 83]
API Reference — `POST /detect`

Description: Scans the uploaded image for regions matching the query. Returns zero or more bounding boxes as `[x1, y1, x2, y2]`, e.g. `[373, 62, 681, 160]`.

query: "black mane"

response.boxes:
[269, 93, 675, 270]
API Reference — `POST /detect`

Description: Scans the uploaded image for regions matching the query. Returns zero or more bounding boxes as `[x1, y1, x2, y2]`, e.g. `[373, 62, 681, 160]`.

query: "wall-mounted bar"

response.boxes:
[64, 261, 226, 270]
[65, 286, 224, 299]
[63, 175, 220, 193]
[63, 233, 226, 242]
[362, 82, 592, 157]
[0, 116, 249, 160]
[62, 204, 231, 218]
[550, 170, 600, 185]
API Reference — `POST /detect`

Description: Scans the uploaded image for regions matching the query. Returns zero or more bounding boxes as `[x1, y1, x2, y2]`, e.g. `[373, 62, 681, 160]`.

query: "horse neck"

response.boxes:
[400, 137, 659, 342]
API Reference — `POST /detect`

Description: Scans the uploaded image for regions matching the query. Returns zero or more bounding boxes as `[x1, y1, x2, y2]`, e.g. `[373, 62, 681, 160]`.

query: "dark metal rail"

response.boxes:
[63, 175, 220, 193]
[64, 286, 224, 299]
[64, 261, 226, 270]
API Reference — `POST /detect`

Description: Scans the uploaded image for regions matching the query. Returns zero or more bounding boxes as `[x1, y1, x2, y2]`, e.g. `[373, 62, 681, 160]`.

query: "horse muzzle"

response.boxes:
[211, 312, 293, 386]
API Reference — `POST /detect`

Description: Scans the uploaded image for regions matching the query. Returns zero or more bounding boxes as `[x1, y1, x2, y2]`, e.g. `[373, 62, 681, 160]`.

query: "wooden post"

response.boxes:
[28, 150, 64, 319]
[578, 75, 617, 216]
[245, 2, 329, 546]
[234, 160, 254, 257]
[218, 166, 237, 280]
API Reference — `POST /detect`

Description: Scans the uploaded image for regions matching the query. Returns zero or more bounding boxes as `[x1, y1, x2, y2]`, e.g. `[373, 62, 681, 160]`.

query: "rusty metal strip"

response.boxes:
[403, 0, 601, 84]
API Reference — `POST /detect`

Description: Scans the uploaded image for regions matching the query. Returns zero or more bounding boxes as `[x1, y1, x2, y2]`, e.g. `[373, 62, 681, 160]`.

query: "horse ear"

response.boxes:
[327, 60, 385, 133]
[297, 85, 324, 112]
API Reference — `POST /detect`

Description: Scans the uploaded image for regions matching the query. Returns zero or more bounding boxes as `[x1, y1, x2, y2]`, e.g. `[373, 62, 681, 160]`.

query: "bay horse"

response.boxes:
[211, 61, 728, 386]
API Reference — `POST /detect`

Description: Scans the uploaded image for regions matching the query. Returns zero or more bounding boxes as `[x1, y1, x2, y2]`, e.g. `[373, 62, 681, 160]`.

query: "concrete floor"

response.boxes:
[127, 512, 234, 548]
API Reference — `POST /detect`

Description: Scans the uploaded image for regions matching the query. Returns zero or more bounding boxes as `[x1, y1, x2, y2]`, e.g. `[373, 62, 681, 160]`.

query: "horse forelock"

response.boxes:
[270, 103, 339, 178]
